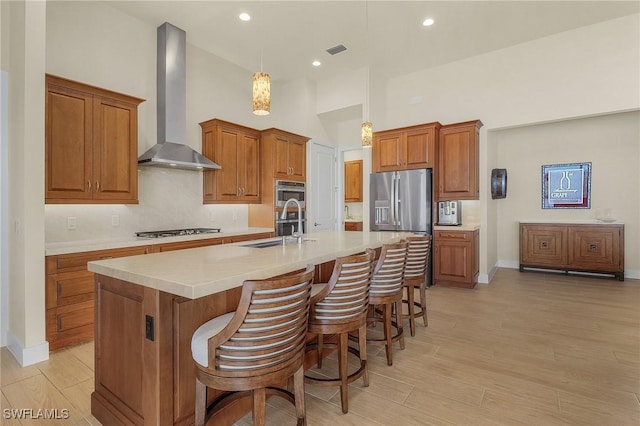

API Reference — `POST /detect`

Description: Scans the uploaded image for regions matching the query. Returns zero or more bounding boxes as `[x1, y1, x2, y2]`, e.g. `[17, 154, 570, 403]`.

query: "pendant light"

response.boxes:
[362, 1, 372, 147]
[253, 2, 270, 115]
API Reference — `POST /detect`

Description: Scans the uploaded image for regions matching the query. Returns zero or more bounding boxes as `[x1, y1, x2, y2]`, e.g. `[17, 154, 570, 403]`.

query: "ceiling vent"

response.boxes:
[326, 44, 347, 55]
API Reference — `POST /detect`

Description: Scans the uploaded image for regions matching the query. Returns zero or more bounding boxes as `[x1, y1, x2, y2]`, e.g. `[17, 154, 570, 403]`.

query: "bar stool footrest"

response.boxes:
[304, 342, 367, 386]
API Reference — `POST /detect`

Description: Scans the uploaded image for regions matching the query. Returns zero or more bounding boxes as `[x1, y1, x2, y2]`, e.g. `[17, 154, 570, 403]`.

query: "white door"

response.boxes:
[307, 142, 337, 232]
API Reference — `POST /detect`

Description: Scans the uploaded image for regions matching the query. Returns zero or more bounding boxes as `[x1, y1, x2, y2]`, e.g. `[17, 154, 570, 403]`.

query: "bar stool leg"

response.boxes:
[339, 332, 349, 413]
[395, 301, 405, 350]
[408, 286, 416, 337]
[195, 377, 206, 426]
[383, 304, 393, 365]
[317, 334, 324, 368]
[358, 324, 369, 387]
[293, 364, 307, 426]
[253, 388, 266, 426]
[421, 286, 428, 327]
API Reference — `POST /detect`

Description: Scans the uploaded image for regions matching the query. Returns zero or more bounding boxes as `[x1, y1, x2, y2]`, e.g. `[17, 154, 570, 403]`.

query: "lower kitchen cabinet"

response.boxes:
[344, 221, 363, 231]
[519, 222, 624, 280]
[46, 246, 150, 350]
[433, 229, 479, 288]
[45, 231, 275, 350]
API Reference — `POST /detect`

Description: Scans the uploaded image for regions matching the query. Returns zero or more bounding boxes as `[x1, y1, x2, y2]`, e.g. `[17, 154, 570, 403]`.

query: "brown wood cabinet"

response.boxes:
[519, 223, 624, 280]
[344, 221, 363, 231]
[437, 120, 482, 201]
[248, 128, 310, 229]
[45, 232, 274, 351]
[45, 246, 150, 350]
[433, 229, 479, 288]
[45, 74, 143, 204]
[200, 119, 261, 203]
[372, 122, 440, 173]
[344, 160, 363, 202]
[261, 128, 309, 181]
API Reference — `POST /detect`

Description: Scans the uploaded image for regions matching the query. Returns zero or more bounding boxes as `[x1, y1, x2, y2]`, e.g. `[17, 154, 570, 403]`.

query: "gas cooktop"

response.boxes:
[135, 228, 221, 238]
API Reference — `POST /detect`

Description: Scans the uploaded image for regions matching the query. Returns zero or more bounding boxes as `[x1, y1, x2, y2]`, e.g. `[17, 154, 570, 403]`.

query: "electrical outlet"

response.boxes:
[111, 215, 120, 227]
[67, 217, 77, 230]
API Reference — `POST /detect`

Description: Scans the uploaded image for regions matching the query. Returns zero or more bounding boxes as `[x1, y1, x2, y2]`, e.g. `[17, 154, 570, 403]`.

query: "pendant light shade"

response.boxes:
[361, 121, 373, 147]
[252, 72, 271, 115]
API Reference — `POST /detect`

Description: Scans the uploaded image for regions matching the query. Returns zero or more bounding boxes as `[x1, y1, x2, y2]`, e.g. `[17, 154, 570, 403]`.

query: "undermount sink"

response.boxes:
[241, 240, 284, 248]
[241, 238, 316, 249]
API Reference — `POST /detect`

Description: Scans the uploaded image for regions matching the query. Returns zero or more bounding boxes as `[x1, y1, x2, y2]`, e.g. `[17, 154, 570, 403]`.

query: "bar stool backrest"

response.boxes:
[206, 265, 314, 377]
[405, 236, 431, 280]
[370, 242, 408, 297]
[311, 250, 374, 323]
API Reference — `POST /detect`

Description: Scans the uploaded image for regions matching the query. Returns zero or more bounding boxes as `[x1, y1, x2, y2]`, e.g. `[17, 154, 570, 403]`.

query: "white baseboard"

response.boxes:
[6, 330, 49, 366]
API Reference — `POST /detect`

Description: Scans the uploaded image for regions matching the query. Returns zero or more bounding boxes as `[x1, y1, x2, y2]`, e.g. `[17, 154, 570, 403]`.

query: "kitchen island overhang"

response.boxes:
[88, 231, 410, 425]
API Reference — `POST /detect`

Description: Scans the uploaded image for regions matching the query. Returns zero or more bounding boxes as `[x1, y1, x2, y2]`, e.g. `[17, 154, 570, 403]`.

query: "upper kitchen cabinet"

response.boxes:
[261, 128, 309, 181]
[200, 119, 261, 203]
[437, 120, 483, 201]
[45, 75, 144, 204]
[344, 160, 363, 202]
[372, 122, 440, 173]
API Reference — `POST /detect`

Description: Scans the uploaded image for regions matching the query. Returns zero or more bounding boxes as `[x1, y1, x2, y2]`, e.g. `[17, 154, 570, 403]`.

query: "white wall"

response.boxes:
[493, 111, 640, 276]
[5, 0, 48, 365]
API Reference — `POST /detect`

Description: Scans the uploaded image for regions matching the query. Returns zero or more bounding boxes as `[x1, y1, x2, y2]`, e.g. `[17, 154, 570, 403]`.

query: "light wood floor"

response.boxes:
[2, 268, 639, 425]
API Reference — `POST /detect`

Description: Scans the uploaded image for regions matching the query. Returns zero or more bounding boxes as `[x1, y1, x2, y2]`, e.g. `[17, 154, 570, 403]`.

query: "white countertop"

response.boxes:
[45, 228, 274, 256]
[434, 224, 480, 231]
[87, 231, 411, 300]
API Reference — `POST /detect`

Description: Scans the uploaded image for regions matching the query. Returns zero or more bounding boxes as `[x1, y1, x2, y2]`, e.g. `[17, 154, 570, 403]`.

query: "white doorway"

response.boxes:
[338, 144, 371, 232]
[307, 142, 337, 232]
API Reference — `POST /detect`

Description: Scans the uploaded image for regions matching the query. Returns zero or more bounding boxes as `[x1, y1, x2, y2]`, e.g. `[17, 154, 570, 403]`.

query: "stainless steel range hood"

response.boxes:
[138, 22, 220, 171]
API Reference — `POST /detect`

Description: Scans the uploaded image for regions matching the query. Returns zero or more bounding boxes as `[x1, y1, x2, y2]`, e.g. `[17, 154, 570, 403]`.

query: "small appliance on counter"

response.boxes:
[437, 201, 462, 225]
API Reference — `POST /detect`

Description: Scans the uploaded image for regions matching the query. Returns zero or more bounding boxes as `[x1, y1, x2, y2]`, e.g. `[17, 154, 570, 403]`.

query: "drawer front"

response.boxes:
[153, 237, 223, 252]
[568, 226, 622, 271]
[46, 300, 94, 350]
[435, 230, 471, 241]
[50, 246, 150, 273]
[46, 270, 94, 309]
[226, 232, 274, 243]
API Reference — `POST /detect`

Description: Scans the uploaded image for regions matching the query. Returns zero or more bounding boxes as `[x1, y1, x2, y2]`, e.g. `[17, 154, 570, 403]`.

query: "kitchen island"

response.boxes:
[87, 231, 409, 426]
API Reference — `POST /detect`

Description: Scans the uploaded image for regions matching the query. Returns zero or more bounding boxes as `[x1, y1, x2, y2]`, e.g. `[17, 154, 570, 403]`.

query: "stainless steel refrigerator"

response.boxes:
[370, 169, 433, 285]
[370, 169, 432, 233]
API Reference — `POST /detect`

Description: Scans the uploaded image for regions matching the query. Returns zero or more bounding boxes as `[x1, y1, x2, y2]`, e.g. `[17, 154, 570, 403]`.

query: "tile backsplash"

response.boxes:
[45, 167, 250, 243]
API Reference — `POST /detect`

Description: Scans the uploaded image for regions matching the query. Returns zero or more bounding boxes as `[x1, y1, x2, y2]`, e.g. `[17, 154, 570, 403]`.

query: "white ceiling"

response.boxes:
[104, 1, 639, 82]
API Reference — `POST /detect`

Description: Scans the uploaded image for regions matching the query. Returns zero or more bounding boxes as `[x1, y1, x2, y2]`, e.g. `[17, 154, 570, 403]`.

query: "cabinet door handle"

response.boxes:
[95, 181, 100, 192]
[87, 180, 91, 192]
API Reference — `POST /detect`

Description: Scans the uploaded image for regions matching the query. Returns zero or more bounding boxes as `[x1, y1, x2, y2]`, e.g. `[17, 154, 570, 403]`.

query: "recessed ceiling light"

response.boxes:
[312, 60, 321, 67]
[422, 18, 434, 27]
[239, 12, 251, 22]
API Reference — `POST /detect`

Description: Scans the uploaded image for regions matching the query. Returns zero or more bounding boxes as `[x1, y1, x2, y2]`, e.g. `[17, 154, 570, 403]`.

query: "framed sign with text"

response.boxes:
[541, 162, 591, 209]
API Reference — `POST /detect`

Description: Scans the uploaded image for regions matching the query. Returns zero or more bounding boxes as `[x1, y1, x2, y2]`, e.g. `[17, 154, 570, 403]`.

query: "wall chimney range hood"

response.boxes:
[138, 22, 220, 171]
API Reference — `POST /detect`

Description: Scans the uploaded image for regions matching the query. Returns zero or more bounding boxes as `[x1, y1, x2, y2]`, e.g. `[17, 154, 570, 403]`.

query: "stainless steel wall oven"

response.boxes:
[275, 180, 305, 208]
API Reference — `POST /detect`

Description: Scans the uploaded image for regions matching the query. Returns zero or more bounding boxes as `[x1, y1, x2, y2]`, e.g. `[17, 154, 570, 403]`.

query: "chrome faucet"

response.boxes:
[281, 198, 304, 243]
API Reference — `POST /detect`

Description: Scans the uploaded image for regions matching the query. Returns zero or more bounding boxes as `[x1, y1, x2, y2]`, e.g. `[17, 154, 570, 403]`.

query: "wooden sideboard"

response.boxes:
[519, 222, 624, 281]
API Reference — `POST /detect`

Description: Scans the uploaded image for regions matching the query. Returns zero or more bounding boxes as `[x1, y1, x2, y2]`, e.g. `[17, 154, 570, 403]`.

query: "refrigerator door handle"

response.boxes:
[394, 173, 400, 226]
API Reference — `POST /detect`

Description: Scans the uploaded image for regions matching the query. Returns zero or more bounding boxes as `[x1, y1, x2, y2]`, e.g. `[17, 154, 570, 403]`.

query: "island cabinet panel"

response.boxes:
[437, 120, 482, 201]
[46, 74, 143, 204]
[433, 229, 479, 288]
[520, 223, 624, 280]
[372, 123, 439, 173]
[200, 119, 261, 203]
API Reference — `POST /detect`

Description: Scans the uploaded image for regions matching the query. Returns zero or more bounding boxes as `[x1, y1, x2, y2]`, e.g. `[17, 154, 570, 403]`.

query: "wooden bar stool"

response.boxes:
[366, 241, 407, 366]
[190, 265, 315, 426]
[402, 235, 432, 336]
[304, 250, 374, 414]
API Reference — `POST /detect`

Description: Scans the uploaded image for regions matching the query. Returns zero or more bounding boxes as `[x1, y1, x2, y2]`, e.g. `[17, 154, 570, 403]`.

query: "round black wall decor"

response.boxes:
[491, 168, 507, 199]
